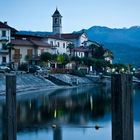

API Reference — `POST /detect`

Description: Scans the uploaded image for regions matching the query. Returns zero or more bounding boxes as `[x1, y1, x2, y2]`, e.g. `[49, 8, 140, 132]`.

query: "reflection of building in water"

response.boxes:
[53, 127, 62, 140]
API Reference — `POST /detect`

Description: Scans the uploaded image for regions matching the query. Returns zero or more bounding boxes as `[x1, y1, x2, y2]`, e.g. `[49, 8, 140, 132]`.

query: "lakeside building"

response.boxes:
[0, 8, 112, 68]
[0, 21, 17, 65]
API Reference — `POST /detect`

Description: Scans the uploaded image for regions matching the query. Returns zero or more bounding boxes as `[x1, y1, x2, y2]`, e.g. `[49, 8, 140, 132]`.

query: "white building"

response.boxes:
[44, 35, 72, 54]
[0, 22, 12, 65]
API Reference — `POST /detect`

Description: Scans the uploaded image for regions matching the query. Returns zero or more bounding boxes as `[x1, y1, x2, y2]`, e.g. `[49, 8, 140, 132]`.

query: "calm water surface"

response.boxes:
[0, 85, 140, 140]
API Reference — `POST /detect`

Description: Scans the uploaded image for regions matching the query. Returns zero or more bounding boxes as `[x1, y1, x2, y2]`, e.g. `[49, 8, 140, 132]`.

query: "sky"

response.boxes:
[1, 0, 140, 33]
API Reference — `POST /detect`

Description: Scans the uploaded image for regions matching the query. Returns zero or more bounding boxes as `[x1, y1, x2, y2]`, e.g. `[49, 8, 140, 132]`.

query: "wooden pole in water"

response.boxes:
[111, 74, 133, 140]
[6, 74, 16, 140]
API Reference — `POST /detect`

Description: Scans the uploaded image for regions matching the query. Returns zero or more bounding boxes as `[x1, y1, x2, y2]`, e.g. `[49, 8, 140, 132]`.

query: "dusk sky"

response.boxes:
[1, 0, 140, 33]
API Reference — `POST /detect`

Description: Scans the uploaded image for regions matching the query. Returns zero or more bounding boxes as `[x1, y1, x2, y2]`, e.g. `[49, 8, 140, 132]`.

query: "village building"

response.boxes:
[43, 35, 72, 54]
[10, 34, 52, 68]
[0, 8, 113, 69]
[0, 21, 17, 65]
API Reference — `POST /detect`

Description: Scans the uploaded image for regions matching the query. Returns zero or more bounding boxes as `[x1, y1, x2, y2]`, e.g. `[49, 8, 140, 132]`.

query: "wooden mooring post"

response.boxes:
[111, 74, 133, 140]
[6, 74, 16, 140]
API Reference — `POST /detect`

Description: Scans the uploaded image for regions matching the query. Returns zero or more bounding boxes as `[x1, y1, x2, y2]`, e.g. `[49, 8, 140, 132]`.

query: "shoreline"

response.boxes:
[0, 83, 97, 101]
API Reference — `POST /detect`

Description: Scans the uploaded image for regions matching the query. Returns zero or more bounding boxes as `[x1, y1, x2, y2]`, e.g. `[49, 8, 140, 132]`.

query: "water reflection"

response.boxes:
[15, 85, 111, 133]
[0, 85, 140, 140]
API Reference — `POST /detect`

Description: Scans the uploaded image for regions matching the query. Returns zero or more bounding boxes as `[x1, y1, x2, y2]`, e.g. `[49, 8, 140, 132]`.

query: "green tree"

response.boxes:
[89, 44, 105, 59]
[57, 54, 70, 68]
[52, 54, 58, 61]
[89, 44, 97, 57]
[82, 57, 95, 67]
[40, 52, 52, 62]
[67, 43, 74, 56]
[71, 56, 82, 70]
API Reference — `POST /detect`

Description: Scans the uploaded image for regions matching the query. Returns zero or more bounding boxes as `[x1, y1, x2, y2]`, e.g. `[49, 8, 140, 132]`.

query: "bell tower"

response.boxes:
[52, 8, 62, 34]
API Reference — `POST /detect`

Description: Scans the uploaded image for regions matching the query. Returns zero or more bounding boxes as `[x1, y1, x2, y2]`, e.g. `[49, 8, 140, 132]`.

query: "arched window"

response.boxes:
[63, 43, 65, 48]
[50, 41, 53, 46]
[55, 18, 58, 24]
[57, 42, 60, 47]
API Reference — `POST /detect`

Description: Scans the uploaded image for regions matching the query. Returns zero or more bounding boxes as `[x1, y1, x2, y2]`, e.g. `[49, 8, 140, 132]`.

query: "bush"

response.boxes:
[70, 69, 86, 77]
[18, 63, 28, 71]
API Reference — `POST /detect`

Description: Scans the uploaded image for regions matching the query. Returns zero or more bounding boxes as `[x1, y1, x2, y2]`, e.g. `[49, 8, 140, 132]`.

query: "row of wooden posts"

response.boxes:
[5, 74, 134, 140]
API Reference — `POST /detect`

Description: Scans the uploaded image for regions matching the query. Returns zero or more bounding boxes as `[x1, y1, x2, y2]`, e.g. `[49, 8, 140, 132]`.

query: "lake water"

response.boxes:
[0, 85, 140, 140]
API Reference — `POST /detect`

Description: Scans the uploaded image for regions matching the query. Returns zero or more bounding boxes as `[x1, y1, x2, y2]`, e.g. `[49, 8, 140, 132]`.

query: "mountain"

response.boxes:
[79, 26, 140, 67]
[17, 31, 52, 37]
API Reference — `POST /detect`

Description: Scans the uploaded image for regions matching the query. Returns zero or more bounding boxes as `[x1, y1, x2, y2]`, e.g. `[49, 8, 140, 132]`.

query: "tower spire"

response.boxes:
[52, 8, 62, 34]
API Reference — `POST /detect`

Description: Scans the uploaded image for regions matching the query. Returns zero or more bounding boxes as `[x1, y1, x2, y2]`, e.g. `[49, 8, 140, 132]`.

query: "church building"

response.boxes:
[50, 8, 88, 48]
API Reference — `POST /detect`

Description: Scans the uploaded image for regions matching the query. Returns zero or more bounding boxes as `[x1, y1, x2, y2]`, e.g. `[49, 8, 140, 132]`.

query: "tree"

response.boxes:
[89, 44, 97, 57]
[89, 44, 105, 59]
[82, 57, 95, 67]
[67, 43, 74, 56]
[71, 56, 82, 70]
[40, 52, 52, 62]
[57, 54, 70, 68]
[52, 54, 58, 61]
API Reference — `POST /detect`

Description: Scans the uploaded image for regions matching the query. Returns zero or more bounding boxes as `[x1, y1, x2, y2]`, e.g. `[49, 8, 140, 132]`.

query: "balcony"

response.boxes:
[0, 36, 9, 41]
[13, 54, 22, 60]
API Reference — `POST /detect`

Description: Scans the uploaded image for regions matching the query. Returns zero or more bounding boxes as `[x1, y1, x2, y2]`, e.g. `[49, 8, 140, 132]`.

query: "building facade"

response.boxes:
[0, 21, 16, 65]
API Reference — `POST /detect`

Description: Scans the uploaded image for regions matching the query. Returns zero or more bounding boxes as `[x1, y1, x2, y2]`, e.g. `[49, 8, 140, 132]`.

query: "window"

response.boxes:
[14, 49, 21, 59]
[57, 42, 60, 47]
[2, 30, 6, 37]
[41, 49, 44, 53]
[63, 43, 65, 48]
[2, 56, 6, 63]
[27, 49, 33, 56]
[50, 41, 53, 46]
[55, 18, 58, 24]
[2, 43, 6, 50]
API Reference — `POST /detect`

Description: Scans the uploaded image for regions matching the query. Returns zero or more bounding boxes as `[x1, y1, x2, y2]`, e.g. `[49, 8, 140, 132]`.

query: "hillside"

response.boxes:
[79, 26, 140, 67]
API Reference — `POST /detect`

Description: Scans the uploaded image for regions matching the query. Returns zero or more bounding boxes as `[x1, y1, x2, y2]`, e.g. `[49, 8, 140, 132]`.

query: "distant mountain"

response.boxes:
[83, 26, 140, 47]
[78, 26, 140, 67]
[17, 31, 52, 37]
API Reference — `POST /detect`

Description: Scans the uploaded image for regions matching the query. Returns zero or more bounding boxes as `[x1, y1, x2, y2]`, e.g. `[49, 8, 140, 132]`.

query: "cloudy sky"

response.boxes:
[1, 0, 140, 32]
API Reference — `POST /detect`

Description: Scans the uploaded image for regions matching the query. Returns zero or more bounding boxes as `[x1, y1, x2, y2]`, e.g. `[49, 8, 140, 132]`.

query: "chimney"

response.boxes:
[4, 21, 7, 25]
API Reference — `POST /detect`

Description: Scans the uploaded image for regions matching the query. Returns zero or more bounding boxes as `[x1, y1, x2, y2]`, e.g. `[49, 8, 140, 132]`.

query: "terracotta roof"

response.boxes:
[11, 39, 52, 48]
[73, 47, 89, 52]
[0, 21, 17, 33]
[61, 33, 83, 39]
[11, 39, 33, 46]
[47, 35, 71, 41]
[29, 40, 52, 47]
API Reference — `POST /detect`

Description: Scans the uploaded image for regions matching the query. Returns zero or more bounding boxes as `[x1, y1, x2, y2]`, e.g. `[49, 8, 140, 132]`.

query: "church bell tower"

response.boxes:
[52, 8, 62, 34]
